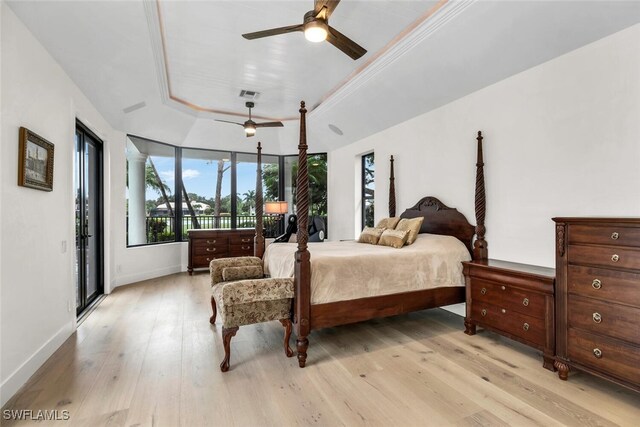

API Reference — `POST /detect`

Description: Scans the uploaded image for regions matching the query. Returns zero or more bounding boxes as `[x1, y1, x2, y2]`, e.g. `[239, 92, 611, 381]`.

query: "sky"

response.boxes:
[147, 156, 263, 202]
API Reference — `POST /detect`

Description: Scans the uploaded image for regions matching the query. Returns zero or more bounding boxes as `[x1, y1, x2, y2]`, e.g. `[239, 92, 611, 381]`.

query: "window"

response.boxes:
[125, 135, 326, 246]
[126, 136, 176, 245]
[284, 154, 328, 236]
[180, 148, 231, 237]
[237, 152, 281, 236]
[362, 153, 375, 228]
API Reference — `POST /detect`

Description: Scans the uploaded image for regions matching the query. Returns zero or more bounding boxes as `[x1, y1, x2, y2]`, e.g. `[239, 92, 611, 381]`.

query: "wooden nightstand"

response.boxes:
[463, 259, 556, 371]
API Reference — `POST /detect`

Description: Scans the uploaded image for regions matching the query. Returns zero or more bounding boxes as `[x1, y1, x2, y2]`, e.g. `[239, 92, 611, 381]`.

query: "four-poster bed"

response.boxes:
[254, 102, 488, 367]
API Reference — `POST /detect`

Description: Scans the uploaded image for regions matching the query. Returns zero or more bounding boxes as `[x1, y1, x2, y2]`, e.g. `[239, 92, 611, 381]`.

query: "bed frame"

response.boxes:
[255, 102, 488, 367]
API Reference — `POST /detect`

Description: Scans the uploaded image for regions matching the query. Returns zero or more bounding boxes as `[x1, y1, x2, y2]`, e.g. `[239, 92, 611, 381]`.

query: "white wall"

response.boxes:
[328, 24, 640, 268]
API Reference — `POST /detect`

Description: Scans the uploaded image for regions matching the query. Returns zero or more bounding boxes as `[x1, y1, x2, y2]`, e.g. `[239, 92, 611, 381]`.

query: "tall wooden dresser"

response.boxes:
[553, 218, 640, 392]
[187, 229, 255, 275]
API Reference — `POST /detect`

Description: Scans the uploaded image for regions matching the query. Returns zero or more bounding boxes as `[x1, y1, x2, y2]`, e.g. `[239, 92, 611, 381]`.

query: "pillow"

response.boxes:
[358, 227, 386, 245]
[222, 265, 264, 282]
[395, 217, 424, 245]
[377, 229, 409, 249]
[376, 217, 401, 230]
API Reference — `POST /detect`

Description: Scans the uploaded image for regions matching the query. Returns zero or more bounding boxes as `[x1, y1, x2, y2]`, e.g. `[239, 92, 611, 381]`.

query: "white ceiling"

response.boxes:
[6, 1, 640, 154]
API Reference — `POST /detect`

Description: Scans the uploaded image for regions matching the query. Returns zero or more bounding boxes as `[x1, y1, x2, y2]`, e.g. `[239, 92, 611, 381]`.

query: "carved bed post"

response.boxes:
[254, 141, 265, 258]
[294, 101, 311, 367]
[473, 131, 488, 261]
[389, 155, 396, 217]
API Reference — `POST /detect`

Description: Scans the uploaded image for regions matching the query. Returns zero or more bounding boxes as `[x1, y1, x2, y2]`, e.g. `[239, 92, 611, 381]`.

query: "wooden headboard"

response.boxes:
[398, 131, 487, 261]
[400, 196, 475, 256]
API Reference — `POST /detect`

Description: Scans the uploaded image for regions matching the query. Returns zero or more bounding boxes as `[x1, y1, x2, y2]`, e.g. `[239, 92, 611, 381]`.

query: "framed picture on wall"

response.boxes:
[18, 127, 55, 191]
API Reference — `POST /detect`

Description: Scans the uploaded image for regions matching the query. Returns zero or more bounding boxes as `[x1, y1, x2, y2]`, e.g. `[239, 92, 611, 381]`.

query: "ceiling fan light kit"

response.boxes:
[244, 122, 257, 136]
[303, 11, 328, 42]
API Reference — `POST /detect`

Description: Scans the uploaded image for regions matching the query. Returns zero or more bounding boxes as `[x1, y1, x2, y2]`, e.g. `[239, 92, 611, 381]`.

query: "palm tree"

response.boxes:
[145, 159, 173, 217]
[242, 190, 256, 213]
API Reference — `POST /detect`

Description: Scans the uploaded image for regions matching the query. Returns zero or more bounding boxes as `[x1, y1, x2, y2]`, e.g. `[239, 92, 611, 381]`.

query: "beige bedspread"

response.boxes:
[263, 233, 471, 304]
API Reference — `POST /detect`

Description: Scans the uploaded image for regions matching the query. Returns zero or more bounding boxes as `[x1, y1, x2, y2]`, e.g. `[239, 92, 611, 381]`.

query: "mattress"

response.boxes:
[263, 233, 471, 304]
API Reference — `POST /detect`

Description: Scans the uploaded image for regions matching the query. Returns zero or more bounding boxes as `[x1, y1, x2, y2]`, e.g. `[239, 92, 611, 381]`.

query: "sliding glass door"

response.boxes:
[75, 121, 104, 315]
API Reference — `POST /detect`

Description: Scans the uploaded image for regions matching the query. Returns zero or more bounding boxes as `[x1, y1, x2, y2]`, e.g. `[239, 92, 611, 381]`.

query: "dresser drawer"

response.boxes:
[472, 302, 545, 347]
[569, 224, 640, 248]
[568, 295, 640, 344]
[471, 279, 545, 318]
[191, 254, 225, 268]
[568, 244, 640, 270]
[229, 243, 254, 257]
[192, 242, 229, 255]
[229, 235, 254, 245]
[568, 265, 640, 307]
[567, 328, 640, 385]
[192, 236, 229, 247]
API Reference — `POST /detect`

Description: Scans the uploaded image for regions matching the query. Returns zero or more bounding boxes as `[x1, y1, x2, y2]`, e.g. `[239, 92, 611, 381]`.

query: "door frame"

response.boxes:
[75, 119, 104, 316]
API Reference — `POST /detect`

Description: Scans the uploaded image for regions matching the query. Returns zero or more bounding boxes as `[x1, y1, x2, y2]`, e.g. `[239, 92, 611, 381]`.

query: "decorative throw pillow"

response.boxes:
[222, 265, 264, 282]
[376, 217, 401, 230]
[358, 227, 386, 245]
[377, 229, 409, 249]
[395, 217, 424, 245]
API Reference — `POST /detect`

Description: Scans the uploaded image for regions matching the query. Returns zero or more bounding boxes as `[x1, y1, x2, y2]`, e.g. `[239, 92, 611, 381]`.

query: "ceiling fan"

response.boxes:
[215, 102, 283, 137]
[242, 0, 367, 60]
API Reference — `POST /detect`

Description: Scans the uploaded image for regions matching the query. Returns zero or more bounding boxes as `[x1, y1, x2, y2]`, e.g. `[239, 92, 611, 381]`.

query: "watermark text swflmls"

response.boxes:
[3, 409, 70, 421]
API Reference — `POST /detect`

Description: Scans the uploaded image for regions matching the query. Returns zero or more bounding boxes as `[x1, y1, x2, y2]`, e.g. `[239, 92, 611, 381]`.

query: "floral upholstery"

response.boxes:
[212, 278, 294, 328]
[222, 265, 264, 282]
[210, 256, 262, 286]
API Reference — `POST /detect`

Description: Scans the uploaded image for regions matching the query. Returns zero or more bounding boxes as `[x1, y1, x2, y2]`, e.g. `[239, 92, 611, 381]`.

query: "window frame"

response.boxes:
[361, 152, 375, 229]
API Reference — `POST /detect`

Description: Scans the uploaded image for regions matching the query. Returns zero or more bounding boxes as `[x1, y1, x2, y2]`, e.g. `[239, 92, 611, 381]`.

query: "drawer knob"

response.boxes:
[592, 312, 602, 324]
[206, 240, 217, 244]
[206, 257, 210, 262]
[242, 245, 251, 250]
[522, 298, 529, 307]
[611, 232, 619, 240]
[501, 285, 506, 291]
[206, 248, 217, 252]
[592, 279, 602, 290]
[611, 254, 619, 262]
[593, 348, 602, 359]
[481, 309, 487, 317]
[523, 323, 529, 331]
[501, 308, 506, 314]
[241, 238, 251, 243]
[480, 287, 487, 295]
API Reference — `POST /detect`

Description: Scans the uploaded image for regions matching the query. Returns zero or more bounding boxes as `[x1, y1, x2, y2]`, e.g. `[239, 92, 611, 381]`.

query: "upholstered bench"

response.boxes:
[209, 257, 294, 372]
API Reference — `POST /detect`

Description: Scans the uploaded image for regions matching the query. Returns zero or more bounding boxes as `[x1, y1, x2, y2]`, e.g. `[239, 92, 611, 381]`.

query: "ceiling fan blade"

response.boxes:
[326, 26, 367, 60]
[215, 119, 244, 126]
[242, 24, 304, 40]
[255, 121, 284, 128]
[314, 0, 340, 19]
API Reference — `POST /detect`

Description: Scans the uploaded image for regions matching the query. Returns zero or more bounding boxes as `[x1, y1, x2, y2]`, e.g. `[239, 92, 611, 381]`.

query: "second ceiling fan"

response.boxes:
[215, 102, 283, 137]
[242, 0, 367, 60]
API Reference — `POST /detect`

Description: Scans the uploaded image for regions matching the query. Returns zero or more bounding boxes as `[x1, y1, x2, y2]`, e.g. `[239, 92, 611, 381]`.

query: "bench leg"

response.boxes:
[210, 296, 217, 324]
[280, 319, 294, 357]
[220, 326, 239, 372]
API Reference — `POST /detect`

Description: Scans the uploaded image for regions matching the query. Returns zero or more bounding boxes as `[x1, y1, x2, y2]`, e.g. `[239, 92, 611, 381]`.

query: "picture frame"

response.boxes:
[18, 127, 55, 191]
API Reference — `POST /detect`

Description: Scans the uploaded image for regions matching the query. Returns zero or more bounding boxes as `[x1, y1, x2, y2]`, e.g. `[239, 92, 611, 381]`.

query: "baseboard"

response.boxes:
[113, 264, 182, 287]
[0, 321, 74, 407]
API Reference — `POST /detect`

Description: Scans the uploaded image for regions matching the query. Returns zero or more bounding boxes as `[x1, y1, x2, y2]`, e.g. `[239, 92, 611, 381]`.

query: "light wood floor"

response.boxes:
[3, 273, 640, 426]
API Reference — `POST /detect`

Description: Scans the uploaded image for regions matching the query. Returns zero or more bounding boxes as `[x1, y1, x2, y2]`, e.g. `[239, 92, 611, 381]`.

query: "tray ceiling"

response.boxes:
[157, 0, 442, 120]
